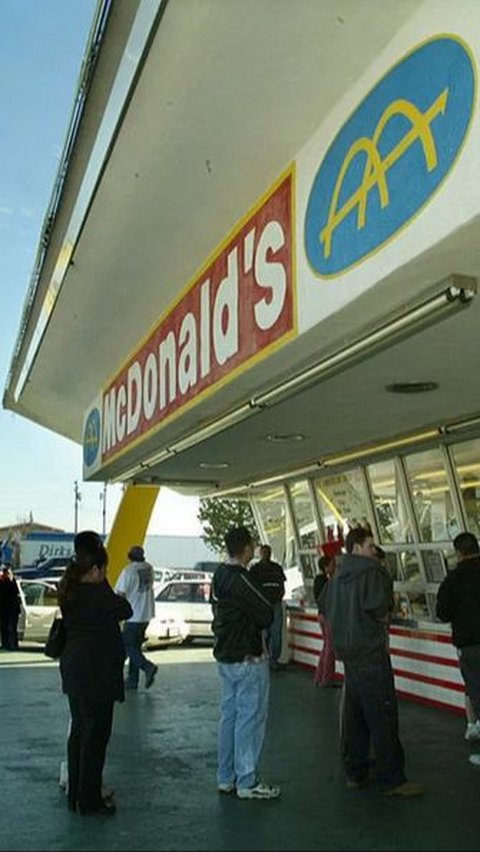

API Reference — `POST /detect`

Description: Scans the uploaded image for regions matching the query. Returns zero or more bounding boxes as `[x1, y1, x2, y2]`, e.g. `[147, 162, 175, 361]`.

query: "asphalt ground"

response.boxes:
[1, 642, 478, 851]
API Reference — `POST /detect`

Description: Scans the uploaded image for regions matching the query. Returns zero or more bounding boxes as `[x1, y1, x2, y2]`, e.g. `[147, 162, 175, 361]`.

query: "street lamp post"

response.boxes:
[100, 482, 107, 536]
[74, 480, 82, 534]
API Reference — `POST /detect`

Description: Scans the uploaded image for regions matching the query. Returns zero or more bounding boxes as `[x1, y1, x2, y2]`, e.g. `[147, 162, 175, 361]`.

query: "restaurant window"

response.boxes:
[289, 480, 320, 549]
[404, 448, 459, 542]
[450, 438, 480, 538]
[314, 467, 372, 537]
[387, 550, 430, 624]
[252, 487, 287, 566]
[367, 459, 413, 544]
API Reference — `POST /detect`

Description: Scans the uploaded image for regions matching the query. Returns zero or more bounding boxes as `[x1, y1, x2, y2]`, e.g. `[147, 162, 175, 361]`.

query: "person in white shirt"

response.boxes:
[114, 546, 157, 691]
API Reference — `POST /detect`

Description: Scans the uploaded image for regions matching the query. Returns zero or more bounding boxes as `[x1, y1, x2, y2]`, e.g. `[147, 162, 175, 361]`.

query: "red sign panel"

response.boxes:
[101, 170, 294, 462]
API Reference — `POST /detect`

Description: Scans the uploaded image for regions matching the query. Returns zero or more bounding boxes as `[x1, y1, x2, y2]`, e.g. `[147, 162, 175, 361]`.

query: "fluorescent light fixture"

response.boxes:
[141, 447, 173, 467]
[199, 461, 229, 470]
[442, 415, 480, 434]
[248, 462, 323, 489]
[110, 463, 144, 483]
[320, 429, 439, 467]
[265, 433, 305, 443]
[252, 276, 476, 409]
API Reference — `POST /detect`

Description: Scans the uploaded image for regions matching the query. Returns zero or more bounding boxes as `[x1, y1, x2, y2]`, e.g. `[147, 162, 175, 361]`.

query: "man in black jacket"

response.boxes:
[436, 531, 480, 765]
[211, 526, 280, 800]
[320, 526, 423, 797]
[250, 544, 286, 669]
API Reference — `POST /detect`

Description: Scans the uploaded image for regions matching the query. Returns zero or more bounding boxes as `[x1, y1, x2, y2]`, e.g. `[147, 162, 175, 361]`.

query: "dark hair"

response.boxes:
[74, 530, 104, 556]
[260, 544, 272, 558]
[317, 555, 334, 575]
[58, 530, 108, 606]
[224, 526, 253, 558]
[453, 531, 479, 557]
[345, 526, 373, 554]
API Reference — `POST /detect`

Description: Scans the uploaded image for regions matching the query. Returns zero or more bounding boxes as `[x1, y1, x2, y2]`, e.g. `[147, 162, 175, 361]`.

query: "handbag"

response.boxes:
[44, 616, 67, 659]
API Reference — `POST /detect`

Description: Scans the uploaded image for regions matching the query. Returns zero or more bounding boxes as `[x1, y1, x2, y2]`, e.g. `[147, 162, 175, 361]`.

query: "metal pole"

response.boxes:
[74, 480, 81, 534]
[102, 483, 107, 536]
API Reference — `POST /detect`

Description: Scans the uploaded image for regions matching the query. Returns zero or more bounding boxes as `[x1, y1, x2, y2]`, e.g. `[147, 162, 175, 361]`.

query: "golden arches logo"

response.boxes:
[320, 88, 449, 259]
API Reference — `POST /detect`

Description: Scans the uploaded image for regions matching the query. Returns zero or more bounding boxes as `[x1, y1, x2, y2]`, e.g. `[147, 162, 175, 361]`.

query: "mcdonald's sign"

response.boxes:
[304, 36, 476, 277]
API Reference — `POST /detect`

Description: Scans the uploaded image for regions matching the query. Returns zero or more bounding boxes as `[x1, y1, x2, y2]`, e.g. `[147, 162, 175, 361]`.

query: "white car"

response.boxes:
[18, 578, 185, 650]
[18, 579, 59, 644]
[143, 613, 189, 648]
[151, 578, 213, 642]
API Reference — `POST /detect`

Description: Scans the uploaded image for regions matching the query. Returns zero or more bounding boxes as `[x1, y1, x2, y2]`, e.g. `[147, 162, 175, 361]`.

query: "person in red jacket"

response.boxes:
[313, 554, 338, 686]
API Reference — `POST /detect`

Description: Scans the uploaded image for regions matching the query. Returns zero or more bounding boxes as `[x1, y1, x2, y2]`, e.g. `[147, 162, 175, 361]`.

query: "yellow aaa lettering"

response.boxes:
[320, 89, 448, 259]
[84, 423, 99, 450]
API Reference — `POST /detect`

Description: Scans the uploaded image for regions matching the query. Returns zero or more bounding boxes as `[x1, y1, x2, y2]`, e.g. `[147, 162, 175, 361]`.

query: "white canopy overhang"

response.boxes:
[5, 0, 480, 495]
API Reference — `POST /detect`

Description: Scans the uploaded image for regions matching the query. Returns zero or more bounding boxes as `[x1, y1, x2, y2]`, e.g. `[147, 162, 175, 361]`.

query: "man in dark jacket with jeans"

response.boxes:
[436, 531, 480, 765]
[211, 526, 280, 800]
[321, 526, 423, 797]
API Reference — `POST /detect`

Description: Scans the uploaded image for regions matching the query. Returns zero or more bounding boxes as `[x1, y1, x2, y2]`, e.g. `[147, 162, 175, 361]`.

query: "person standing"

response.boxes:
[58, 530, 132, 816]
[313, 555, 337, 686]
[211, 526, 280, 799]
[250, 544, 286, 670]
[320, 525, 423, 796]
[114, 545, 157, 691]
[0, 565, 22, 650]
[436, 531, 480, 764]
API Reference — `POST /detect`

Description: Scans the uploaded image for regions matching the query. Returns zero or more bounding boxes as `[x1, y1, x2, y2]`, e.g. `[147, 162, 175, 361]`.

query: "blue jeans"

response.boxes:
[122, 621, 153, 687]
[267, 602, 284, 663]
[217, 660, 270, 790]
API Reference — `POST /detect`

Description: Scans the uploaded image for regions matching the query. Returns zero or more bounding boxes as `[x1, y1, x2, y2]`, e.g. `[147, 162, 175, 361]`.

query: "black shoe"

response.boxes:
[78, 799, 117, 816]
[145, 664, 158, 689]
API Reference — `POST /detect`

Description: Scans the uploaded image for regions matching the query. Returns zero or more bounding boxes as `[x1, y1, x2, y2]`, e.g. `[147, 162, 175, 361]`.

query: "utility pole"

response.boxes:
[100, 482, 107, 536]
[74, 480, 82, 534]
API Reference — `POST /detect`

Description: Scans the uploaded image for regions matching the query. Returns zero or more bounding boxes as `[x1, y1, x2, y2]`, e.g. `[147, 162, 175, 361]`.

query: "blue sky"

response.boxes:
[0, 0, 201, 536]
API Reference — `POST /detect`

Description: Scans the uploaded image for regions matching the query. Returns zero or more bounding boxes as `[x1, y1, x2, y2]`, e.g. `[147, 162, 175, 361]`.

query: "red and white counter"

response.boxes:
[288, 608, 464, 715]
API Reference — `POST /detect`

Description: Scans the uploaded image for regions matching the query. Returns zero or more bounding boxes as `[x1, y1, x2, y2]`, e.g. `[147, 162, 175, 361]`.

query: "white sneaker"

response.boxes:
[59, 760, 68, 791]
[237, 782, 280, 800]
[465, 722, 480, 741]
[468, 753, 480, 766]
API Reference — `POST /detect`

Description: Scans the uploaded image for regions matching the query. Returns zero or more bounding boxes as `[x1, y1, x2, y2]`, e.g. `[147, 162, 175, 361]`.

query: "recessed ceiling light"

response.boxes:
[199, 461, 229, 469]
[264, 433, 305, 443]
[385, 381, 438, 394]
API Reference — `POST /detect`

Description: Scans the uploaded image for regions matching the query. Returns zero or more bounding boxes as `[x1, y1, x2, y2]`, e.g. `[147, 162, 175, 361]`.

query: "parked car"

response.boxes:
[143, 613, 188, 648]
[153, 567, 210, 595]
[15, 556, 70, 580]
[17, 578, 185, 650]
[152, 579, 213, 643]
[17, 579, 59, 644]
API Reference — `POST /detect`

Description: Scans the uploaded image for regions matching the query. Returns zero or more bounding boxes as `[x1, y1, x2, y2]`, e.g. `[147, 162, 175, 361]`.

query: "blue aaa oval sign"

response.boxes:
[304, 36, 476, 277]
[83, 407, 101, 468]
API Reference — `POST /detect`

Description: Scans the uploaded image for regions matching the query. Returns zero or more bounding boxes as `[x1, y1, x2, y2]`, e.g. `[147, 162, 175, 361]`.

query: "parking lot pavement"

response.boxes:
[1, 645, 480, 851]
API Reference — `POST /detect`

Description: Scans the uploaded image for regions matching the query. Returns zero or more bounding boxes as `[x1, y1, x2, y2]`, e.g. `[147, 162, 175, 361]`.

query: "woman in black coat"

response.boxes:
[58, 531, 132, 816]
